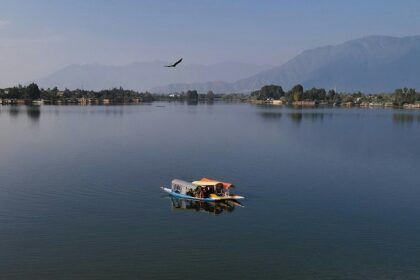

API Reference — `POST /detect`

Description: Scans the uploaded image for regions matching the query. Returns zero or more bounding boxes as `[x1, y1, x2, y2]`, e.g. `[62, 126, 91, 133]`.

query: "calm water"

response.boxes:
[1, 103, 420, 279]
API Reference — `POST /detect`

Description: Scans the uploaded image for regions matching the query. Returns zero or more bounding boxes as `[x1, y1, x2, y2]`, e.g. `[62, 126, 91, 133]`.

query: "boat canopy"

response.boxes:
[192, 180, 223, 187]
[199, 178, 235, 189]
[171, 179, 196, 189]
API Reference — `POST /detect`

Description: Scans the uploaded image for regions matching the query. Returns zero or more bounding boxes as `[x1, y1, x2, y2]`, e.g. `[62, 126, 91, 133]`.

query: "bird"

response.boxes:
[165, 58, 183, 67]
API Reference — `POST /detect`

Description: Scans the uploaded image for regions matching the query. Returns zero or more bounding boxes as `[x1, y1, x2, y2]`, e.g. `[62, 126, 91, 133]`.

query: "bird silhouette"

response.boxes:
[165, 58, 183, 67]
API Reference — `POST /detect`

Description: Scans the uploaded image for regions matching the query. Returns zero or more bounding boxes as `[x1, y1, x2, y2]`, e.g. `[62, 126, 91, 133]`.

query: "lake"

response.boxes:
[1, 103, 420, 279]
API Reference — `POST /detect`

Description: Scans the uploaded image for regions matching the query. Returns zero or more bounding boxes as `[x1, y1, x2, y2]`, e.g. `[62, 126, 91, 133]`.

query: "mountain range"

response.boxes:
[37, 61, 272, 92]
[38, 35, 420, 93]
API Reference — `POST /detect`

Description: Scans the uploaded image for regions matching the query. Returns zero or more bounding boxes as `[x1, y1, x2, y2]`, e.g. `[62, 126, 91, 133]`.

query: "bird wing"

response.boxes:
[164, 58, 182, 67]
[173, 58, 183, 66]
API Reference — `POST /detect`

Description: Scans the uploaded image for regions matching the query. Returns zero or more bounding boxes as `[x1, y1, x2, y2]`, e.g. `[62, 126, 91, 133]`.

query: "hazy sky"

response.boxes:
[1, 0, 420, 86]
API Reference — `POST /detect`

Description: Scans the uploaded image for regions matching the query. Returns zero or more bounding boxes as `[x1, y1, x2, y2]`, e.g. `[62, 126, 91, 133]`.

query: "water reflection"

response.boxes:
[4, 105, 41, 121]
[259, 111, 334, 124]
[392, 113, 420, 124]
[288, 112, 303, 123]
[26, 106, 41, 121]
[288, 112, 333, 124]
[169, 197, 242, 215]
[258, 112, 283, 119]
[109, 106, 124, 116]
[186, 100, 198, 105]
[8, 105, 21, 118]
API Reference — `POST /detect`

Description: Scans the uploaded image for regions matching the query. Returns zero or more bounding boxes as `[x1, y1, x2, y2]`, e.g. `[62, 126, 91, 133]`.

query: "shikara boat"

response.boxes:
[161, 178, 244, 202]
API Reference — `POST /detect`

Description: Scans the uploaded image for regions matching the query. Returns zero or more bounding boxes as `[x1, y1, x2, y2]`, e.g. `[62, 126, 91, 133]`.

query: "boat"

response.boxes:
[161, 178, 245, 202]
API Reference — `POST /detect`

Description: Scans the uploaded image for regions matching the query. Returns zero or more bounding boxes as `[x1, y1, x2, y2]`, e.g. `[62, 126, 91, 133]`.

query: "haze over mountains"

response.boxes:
[37, 61, 272, 92]
[38, 35, 420, 93]
[154, 35, 420, 93]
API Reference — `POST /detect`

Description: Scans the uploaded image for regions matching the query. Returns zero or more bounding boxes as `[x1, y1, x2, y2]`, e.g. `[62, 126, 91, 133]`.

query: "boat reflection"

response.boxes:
[169, 197, 243, 215]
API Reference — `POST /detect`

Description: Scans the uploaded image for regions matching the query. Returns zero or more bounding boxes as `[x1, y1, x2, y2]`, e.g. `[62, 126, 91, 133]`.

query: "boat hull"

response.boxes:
[161, 187, 244, 201]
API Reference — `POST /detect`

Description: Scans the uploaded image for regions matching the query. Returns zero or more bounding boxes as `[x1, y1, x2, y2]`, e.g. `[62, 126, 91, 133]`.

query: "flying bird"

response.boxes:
[165, 58, 183, 67]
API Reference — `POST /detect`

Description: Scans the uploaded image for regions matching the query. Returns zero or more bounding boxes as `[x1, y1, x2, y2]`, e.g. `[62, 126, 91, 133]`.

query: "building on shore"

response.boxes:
[130, 98, 140, 104]
[403, 103, 420, 109]
[292, 100, 317, 107]
[271, 100, 283, 105]
[77, 98, 91, 105]
[32, 100, 44, 105]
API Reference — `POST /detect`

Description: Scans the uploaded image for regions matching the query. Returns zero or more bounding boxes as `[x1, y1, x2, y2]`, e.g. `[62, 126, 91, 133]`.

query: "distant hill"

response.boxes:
[37, 61, 272, 91]
[154, 35, 420, 93]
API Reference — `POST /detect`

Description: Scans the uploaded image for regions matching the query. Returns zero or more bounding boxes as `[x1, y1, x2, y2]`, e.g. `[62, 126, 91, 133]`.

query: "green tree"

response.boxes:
[206, 90, 215, 101]
[290, 84, 303, 102]
[63, 88, 72, 98]
[141, 92, 154, 102]
[303, 87, 326, 101]
[186, 90, 198, 100]
[27, 83, 41, 100]
[327, 89, 336, 101]
[393, 88, 416, 106]
[8, 87, 20, 99]
[251, 85, 284, 100]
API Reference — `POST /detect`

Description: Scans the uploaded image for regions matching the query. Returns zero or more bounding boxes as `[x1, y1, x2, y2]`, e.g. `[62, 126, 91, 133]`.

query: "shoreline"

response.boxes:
[249, 100, 420, 110]
[1, 99, 420, 110]
[1, 83, 419, 109]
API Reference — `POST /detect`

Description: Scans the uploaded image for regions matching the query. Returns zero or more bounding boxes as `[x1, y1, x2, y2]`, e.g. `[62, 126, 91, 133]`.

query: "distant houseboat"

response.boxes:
[161, 178, 244, 202]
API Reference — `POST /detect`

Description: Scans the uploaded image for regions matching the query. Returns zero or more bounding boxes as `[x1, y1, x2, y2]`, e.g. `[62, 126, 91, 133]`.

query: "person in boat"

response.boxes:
[193, 186, 200, 198]
[205, 186, 214, 195]
[203, 187, 209, 198]
[215, 184, 224, 196]
[198, 186, 205, 199]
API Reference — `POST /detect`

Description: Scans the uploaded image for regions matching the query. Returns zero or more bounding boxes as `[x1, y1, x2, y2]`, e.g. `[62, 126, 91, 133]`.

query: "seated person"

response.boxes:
[215, 186, 223, 195]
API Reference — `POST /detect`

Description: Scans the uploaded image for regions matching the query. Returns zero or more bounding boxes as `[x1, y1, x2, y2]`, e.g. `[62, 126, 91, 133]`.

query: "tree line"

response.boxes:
[250, 84, 420, 106]
[0, 84, 247, 104]
[1, 83, 419, 106]
[0, 83, 154, 103]
[152, 90, 247, 102]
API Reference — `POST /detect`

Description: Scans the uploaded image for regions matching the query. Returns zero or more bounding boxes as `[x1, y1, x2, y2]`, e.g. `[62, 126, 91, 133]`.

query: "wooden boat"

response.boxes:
[161, 178, 244, 202]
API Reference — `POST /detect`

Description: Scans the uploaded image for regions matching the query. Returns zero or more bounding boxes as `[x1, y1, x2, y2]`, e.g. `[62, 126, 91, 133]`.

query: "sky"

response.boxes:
[1, 0, 420, 86]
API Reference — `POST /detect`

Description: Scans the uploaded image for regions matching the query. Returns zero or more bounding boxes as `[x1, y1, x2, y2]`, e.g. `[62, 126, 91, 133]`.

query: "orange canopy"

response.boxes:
[200, 178, 235, 189]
